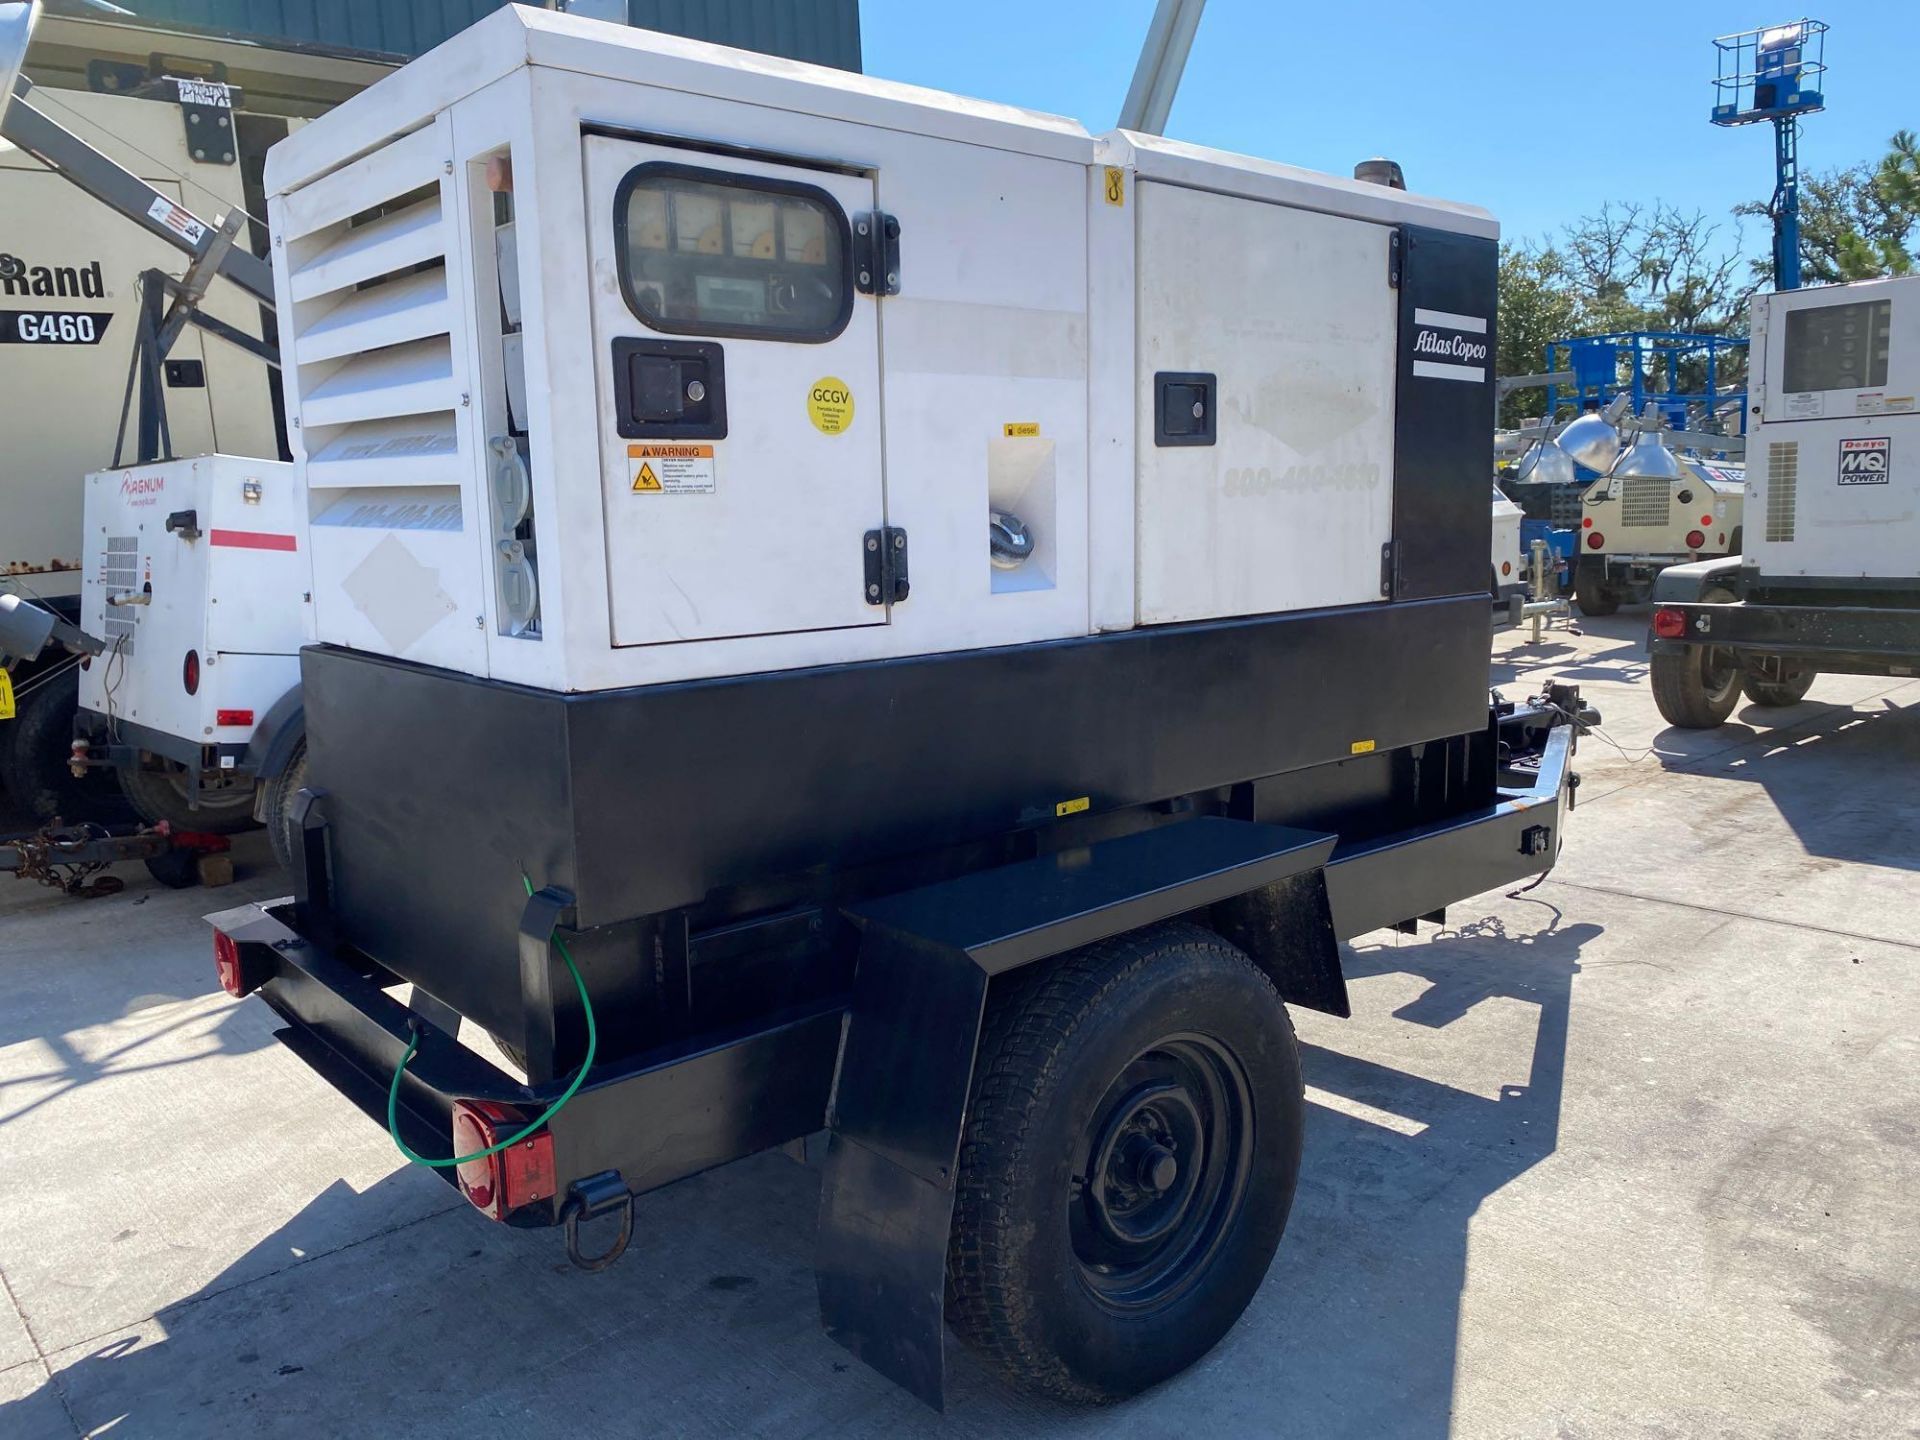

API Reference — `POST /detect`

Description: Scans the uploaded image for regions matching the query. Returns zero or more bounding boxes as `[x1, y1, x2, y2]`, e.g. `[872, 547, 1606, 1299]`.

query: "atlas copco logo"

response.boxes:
[1413, 329, 1489, 364]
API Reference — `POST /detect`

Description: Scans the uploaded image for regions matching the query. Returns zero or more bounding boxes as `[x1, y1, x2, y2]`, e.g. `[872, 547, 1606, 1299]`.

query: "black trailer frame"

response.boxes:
[208, 691, 1578, 1408]
[1650, 558, 1920, 679]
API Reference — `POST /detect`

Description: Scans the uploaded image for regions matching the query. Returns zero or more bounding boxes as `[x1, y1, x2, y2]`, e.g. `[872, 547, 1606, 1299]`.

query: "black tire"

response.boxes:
[143, 847, 201, 889]
[946, 921, 1303, 1404]
[0, 666, 128, 822]
[1742, 667, 1816, 708]
[1573, 561, 1619, 617]
[265, 737, 308, 873]
[1651, 586, 1743, 728]
[117, 756, 257, 834]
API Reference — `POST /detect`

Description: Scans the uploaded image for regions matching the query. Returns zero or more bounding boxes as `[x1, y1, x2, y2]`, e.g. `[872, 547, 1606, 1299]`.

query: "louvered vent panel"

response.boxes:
[282, 125, 460, 492]
[1621, 478, 1671, 528]
[1765, 442, 1798, 543]
[100, 536, 139, 652]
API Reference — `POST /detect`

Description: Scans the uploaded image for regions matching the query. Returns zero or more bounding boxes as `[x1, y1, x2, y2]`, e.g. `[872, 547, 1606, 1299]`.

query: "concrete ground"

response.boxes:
[1, 610, 1916, 1438]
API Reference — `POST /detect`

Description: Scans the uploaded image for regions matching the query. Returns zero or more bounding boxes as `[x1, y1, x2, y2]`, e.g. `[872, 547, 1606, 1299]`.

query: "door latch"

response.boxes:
[864, 527, 909, 606]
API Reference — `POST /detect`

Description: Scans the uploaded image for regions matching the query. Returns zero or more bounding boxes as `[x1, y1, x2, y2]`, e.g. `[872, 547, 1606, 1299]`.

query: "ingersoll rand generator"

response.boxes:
[208, 5, 1585, 1408]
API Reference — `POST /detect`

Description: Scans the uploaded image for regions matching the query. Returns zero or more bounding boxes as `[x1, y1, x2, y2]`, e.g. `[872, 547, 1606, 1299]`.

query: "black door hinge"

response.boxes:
[864, 527, 909, 606]
[853, 211, 901, 296]
[1388, 230, 1402, 289]
[1379, 540, 1396, 598]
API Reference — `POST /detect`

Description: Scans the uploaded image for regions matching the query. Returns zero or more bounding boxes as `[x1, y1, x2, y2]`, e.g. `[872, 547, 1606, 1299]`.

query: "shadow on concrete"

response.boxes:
[1267, 901, 1598, 1438]
[0, 908, 1598, 1439]
[1655, 697, 1920, 871]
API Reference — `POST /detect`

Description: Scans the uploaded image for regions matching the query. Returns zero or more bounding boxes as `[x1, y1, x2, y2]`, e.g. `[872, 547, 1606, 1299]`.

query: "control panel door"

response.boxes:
[585, 137, 887, 645]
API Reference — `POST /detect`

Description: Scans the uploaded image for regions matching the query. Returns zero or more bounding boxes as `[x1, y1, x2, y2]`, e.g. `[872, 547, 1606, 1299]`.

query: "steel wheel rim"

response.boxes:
[1068, 1033, 1254, 1312]
[1702, 646, 1740, 701]
[161, 761, 252, 815]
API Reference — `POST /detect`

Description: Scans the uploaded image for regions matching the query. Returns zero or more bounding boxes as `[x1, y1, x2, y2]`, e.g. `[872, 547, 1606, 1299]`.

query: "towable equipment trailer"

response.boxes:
[1650, 275, 1920, 727]
[206, 6, 1588, 1409]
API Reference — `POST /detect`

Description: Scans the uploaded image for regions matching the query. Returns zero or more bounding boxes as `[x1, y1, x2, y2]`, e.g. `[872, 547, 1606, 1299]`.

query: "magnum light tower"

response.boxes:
[1712, 18, 1828, 291]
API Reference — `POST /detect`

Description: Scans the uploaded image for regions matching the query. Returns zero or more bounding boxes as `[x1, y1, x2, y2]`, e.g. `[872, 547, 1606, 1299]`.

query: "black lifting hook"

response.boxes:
[562, 1171, 633, 1273]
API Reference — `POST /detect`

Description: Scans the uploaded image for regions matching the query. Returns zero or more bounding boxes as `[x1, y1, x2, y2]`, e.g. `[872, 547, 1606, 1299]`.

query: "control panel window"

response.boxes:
[615, 164, 852, 343]
[1783, 298, 1892, 393]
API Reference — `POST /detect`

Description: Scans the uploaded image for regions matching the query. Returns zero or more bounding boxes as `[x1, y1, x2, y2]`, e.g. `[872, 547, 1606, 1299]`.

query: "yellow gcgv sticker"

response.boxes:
[807, 377, 855, 435]
[0, 668, 14, 722]
[1003, 422, 1042, 437]
[1055, 795, 1090, 817]
[1350, 739, 1377, 755]
[628, 443, 715, 495]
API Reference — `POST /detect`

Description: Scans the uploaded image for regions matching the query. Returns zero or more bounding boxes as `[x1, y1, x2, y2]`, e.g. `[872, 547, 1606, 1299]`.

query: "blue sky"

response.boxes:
[863, 1, 1913, 261]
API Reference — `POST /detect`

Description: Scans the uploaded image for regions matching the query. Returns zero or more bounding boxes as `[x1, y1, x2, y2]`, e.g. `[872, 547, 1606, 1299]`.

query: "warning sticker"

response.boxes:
[1838, 436, 1890, 486]
[628, 443, 716, 495]
[1003, 422, 1042, 437]
[807, 378, 855, 435]
[1103, 166, 1126, 207]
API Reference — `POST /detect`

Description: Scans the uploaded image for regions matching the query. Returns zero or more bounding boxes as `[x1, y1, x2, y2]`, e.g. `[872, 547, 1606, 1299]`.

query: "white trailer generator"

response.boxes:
[74, 456, 309, 846]
[207, 5, 1587, 1410]
[1651, 275, 1920, 725]
[1571, 451, 1746, 616]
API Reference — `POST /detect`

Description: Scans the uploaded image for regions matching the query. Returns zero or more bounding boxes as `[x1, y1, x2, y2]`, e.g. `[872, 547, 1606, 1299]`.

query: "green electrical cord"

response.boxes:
[386, 876, 597, 1168]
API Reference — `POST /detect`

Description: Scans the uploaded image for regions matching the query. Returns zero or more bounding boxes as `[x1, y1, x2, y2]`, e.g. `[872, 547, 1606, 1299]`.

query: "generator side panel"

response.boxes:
[1132, 183, 1399, 624]
[1748, 280, 1920, 582]
[1389, 224, 1499, 600]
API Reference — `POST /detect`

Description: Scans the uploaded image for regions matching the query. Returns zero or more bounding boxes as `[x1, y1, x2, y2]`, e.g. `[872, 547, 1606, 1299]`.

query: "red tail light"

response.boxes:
[452, 1100, 558, 1221]
[1685, 530, 1706, 551]
[216, 709, 255, 728]
[1700, 514, 1713, 527]
[183, 650, 200, 695]
[1501, 560, 1512, 576]
[213, 929, 247, 996]
[1653, 608, 1687, 639]
[1586, 531, 1605, 550]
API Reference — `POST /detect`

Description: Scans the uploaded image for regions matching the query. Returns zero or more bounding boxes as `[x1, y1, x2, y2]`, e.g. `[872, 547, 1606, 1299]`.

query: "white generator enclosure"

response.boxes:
[77, 455, 307, 748]
[1749, 275, 1920, 582]
[234, 10, 1573, 1412]
[263, 6, 1498, 695]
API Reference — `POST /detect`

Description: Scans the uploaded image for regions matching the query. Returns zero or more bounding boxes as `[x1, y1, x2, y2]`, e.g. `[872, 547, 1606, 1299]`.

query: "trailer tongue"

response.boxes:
[205, 5, 1586, 1409]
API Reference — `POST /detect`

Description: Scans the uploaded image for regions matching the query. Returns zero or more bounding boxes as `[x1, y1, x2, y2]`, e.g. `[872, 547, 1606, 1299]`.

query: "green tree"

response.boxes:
[1740, 130, 1920, 284]
[1499, 203, 1747, 424]
[1497, 242, 1581, 425]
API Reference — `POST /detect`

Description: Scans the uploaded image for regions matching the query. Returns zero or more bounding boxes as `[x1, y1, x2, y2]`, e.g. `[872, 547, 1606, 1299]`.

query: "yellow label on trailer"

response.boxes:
[1003, 422, 1042, 437]
[807, 377, 855, 435]
[1103, 166, 1126, 206]
[1350, 739, 1376, 755]
[0, 668, 14, 722]
[1055, 795, 1090, 817]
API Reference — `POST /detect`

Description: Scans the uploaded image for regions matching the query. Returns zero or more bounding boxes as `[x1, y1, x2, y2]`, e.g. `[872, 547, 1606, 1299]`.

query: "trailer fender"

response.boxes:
[244, 687, 304, 820]
[1651, 554, 1744, 604]
[1209, 870, 1349, 1017]
[816, 817, 1335, 1409]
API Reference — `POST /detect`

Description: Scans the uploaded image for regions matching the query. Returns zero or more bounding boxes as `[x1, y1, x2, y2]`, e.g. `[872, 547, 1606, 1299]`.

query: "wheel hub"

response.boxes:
[1068, 1035, 1254, 1312]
